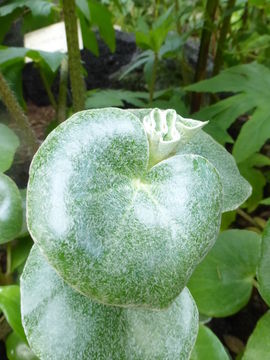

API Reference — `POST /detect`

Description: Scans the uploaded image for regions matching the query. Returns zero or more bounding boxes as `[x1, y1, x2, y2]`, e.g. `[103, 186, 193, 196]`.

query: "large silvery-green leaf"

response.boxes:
[129, 109, 251, 212]
[0, 173, 22, 244]
[21, 245, 199, 360]
[176, 131, 251, 212]
[0, 124, 19, 173]
[27, 108, 223, 308]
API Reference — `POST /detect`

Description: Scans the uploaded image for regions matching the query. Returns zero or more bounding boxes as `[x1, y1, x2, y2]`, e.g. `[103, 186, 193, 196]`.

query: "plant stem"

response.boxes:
[213, 0, 236, 76]
[39, 66, 57, 110]
[149, 52, 158, 105]
[62, 0, 86, 112]
[237, 208, 264, 231]
[190, 0, 219, 113]
[0, 71, 39, 155]
[57, 57, 68, 123]
[5, 243, 11, 276]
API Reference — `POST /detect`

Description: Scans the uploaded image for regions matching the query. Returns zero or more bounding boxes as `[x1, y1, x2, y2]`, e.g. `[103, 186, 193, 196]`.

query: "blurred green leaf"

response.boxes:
[188, 230, 261, 317]
[247, 153, 270, 167]
[76, 0, 115, 53]
[242, 311, 270, 360]
[27, 49, 65, 73]
[0, 124, 19, 173]
[2, 61, 25, 106]
[257, 220, 270, 306]
[6, 332, 38, 360]
[0, 10, 21, 43]
[89, 0, 115, 52]
[0, 173, 22, 244]
[151, 90, 189, 116]
[159, 32, 185, 58]
[220, 211, 236, 231]
[78, 11, 99, 56]
[76, 0, 90, 20]
[85, 89, 148, 108]
[135, 7, 173, 52]
[233, 107, 270, 165]
[238, 163, 266, 212]
[11, 237, 33, 273]
[0, 47, 64, 73]
[0, 0, 54, 17]
[0, 285, 26, 341]
[186, 63, 270, 162]
[119, 50, 153, 80]
[203, 122, 233, 145]
[190, 324, 229, 360]
[0, 47, 28, 68]
[260, 198, 270, 205]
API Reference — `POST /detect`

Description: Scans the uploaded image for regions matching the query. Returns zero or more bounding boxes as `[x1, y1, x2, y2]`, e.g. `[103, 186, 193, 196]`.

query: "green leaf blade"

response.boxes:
[0, 173, 23, 244]
[190, 324, 230, 360]
[27, 108, 223, 309]
[233, 107, 270, 163]
[0, 124, 19, 173]
[0, 285, 26, 341]
[188, 230, 261, 317]
[243, 311, 270, 360]
[21, 245, 199, 360]
[257, 220, 270, 306]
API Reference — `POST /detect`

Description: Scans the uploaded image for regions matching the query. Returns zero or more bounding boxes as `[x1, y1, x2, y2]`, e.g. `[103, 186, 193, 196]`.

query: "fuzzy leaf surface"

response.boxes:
[21, 245, 198, 360]
[27, 108, 223, 309]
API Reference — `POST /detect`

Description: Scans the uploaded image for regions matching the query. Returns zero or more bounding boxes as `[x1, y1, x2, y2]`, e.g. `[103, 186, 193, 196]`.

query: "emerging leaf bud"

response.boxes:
[143, 108, 207, 168]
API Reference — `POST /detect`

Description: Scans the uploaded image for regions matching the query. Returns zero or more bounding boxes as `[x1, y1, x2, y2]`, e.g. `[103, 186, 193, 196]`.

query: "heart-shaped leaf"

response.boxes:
[0, 124, 19, 173]
[27, 108, 223, 309]
[242, 311, 270, 360]
[188, 229, 261, 317]
[0, 173, 23, 244]
[190, 324, 229, 360]
[257, 220, 270, 306]
[21, 245, 199, 360]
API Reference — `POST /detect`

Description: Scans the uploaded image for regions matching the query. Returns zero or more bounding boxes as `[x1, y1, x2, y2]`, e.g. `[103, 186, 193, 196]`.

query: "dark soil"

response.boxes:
[22, 31, 138, 107]
[0, 340, 7, 360]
